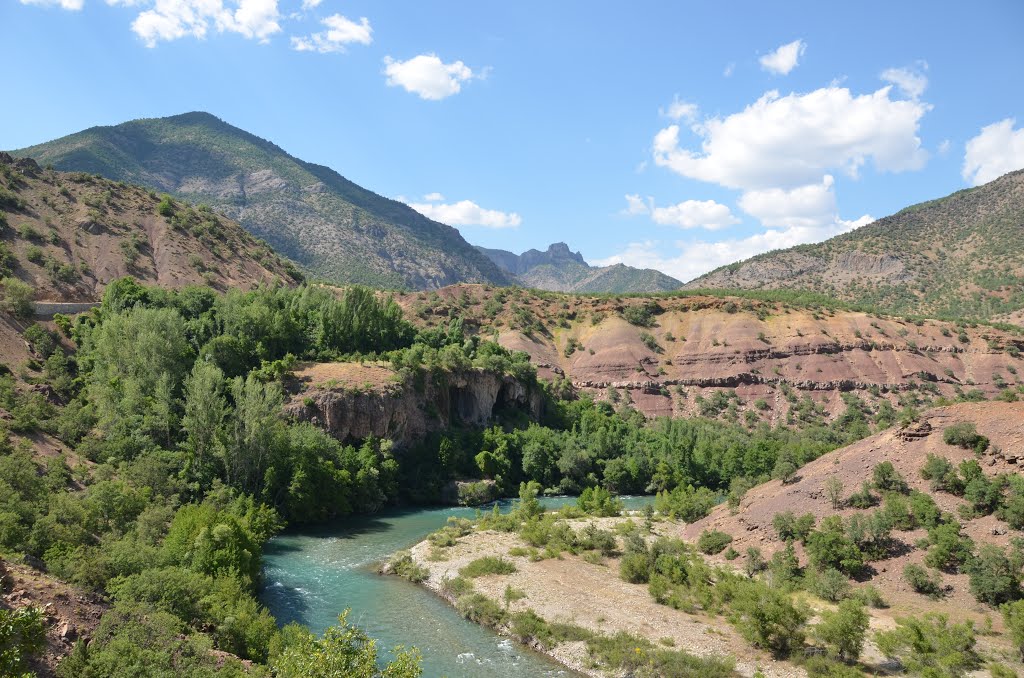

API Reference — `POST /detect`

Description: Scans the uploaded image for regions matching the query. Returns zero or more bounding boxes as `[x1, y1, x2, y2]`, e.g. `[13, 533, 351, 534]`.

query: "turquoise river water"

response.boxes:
[260, 496, 653, 677]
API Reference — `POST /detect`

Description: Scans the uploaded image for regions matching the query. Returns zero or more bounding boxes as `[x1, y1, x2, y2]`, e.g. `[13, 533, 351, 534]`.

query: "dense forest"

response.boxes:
[1, 279, 888, 675]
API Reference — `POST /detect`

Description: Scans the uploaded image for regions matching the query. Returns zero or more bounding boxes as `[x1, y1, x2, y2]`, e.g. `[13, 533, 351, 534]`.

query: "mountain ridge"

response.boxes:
[10, 111, 512, 290]
[684, 169, 1024, 320]
[476, 241, 683, 293]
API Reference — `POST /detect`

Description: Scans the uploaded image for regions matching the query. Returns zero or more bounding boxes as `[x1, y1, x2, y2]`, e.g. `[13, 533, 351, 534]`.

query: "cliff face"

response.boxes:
[284, 362, 540, 448]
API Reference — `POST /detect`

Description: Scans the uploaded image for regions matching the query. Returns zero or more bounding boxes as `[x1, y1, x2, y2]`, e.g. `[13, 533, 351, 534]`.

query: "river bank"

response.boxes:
[400, 514, 805, 678]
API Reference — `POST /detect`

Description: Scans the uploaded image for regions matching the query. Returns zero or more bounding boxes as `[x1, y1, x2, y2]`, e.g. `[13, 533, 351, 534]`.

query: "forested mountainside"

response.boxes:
[12, 112, 511, 290]
[477, 242, 683, 293]
[685, 169, 1024, 321]
[0, 152, 300, 305]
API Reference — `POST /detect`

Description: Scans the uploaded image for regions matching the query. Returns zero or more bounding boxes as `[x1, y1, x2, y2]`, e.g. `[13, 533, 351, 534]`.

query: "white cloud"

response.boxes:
[131, 0, 281, 47]
[651, 199, 739, 230]
[423, 192, 446, 202]
[291, 13, 371, 53]
[383, 53, 475, 100]
[723, 62, 735, 77]
[938, 139, 951, 155]
[963, 118, 1024, 186]
[300, 0, 319, 8]
[406, 198, 521, 228]
[19, 0, 83, 9]
[594, 214, 873, 283]
[738, 175, 837, 228]
[759, 39, 805, 75]
[661, 96, 698, 122]
[623, 194, 649, 216]
[652, 85, 930, 191]
[622, 194, 738, 229]
[881, 62, 928, 99]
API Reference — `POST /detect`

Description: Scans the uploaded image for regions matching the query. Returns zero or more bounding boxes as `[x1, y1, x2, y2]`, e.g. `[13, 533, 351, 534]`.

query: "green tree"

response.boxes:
[271, 611, 421, 678]
[967, 544, 1022, 606]
[875, 613, 979, 678]
[815, 598, 869, 662]
[181, 361, 228, 491]
[0, 278, 34, 319]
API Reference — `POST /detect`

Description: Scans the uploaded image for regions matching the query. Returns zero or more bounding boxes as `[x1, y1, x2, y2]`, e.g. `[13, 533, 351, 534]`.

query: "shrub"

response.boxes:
[805, 517, 864, 576]
[875, 613, 979, 678]
[814, 598, 869, 661]
[772, 511, 816, 542]
[729, 580, 808, 657]
[872, 461, 908, 493]
[904, 564, 945, 598]
[654, 485, 717, 522]
[459, 556, 517, 579]
[845, 481, 878, 509]
[943, 422, 989, 453]
[0, 278, 33, 318]
[924, 522, 974, 572]
[455, 593, 506, 627]
[387, 551, 429, 583]
[0, 606, 46, 676]
[576, 486, 623, 517]
[806, 567, 851, 602]
[696, 530, 733, 555]
[921, 454, 963, 494]
[967, 545, 1021, 606]
[1002, 600, 1024, 663]
[157, 194, 175, 217]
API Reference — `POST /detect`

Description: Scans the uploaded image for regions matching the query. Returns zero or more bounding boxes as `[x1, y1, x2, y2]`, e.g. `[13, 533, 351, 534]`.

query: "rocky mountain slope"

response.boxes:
[0, 152, 300, 303]
[685, 170, 1024, 321]
[681, 401, 1024, 661]
[399, 284, 1024, 424]
[11, 112, 511, 290]
[477, 242, 683, 293]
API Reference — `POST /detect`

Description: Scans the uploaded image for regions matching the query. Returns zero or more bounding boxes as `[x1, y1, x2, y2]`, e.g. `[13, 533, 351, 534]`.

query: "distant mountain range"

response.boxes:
[11, 112, 510, 290]
[686, 169, 1024, 320]
[476, 242, 682, 293]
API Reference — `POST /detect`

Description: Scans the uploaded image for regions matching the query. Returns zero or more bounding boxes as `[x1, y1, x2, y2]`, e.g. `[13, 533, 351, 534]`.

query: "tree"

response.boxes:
[825, 476, 844, 510]
[181, 361, 228, 491]
[924, 522, 974, 573]
[872, 461, 908, 494]
[0, 278, 34, 319]
[805, 517, 864, 576]
[773, 449, 799, 484]
[1002, 600, 1024, 661]
[815, 598, 869, 662]
[967, 544, 1022, 606]
[225, 374, 285, 496]
[730, 581, 808, 657]
[875, 613, 979, 678]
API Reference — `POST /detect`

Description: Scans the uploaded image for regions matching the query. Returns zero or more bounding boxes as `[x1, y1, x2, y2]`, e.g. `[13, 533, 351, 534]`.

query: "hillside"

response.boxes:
[398, 284, 1024, 423]
[0, 152, 299, 303]
[477, 242, 683, 293]
[11, 112, 511, 290]
[685, 169, 1024, 321]
[680, 401, 1024, 665]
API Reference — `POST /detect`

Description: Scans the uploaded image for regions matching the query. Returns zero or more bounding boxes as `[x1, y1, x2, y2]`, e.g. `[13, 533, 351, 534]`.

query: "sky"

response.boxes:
[2, 0, 1023, 283]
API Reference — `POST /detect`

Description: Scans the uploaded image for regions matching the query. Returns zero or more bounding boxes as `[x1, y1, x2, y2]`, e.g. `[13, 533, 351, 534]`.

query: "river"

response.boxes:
[260, 496, 653, 677]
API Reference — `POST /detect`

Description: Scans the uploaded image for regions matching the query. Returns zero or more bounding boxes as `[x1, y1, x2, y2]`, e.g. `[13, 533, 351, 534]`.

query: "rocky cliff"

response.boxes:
[284, 361, 541, 448]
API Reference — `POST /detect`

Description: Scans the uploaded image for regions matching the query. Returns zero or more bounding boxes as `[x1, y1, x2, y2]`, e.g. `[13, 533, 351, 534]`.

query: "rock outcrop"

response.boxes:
[285, 363, 541, 448]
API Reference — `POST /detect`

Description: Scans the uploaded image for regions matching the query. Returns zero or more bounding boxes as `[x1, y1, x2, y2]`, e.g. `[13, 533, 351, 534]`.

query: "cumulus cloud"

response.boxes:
[622, 194, 739, 229]
[18, 0, 83, 10]
[383, 54, 475, 100]
[131, 0, 281, 47]
[291, 13, 371, 53]
[962, 118, 1024, 186]
[406, 197, 521, 228]
[300, 0, 319, 8]
[594, 214, 873, 283]
[881, 62, 928, 99]
[738, 175, 838, 228]
[759, 39, 805, 75]
[652, 85, 930, 191]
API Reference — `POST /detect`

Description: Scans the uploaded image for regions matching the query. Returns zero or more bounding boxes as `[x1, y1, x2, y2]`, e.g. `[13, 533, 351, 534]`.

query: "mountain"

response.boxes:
[476, 242, 682, 293]
[685, 169, 1024, 321]
[400, 284, 1023, 423]
[10, 112, 511, 290]
[0, 152, 300, 303]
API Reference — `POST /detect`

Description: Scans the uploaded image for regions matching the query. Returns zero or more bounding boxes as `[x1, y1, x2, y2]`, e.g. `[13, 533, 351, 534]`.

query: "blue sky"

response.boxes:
[3, 0, 1023, 282]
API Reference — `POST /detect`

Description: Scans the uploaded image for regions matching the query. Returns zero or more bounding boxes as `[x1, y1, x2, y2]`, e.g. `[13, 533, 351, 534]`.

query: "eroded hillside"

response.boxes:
[397, 284, 1024, 424]
[0, 153, 301, 303]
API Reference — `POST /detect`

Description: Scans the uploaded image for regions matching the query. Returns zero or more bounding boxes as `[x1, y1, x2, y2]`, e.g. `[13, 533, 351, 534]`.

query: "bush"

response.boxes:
[0, 278, 33, 318]
[872, 461, 908, 493]
[729, 580, 808, 657]
[875, 613, 980, 678]
[805, 517, 864, 576]
[455, 593, 506, 627]
[943, 422, 989, 453]
[0, 606, 46, 676]
[387, 551, 429, 583]
[772, 511, 816, 542]
[814, 598, 869, 661]
[924, 522, 974, 572]
[459, 556, 517, 579]
[696, 529, 732, 555]
[904, 564, 945, 598]
[967, 544, 1021, 606]
[576, 486, 623, 517]
[921, 454, 964, 495]
[806, 567, 851, 603]
[654, 485, 717, 522]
